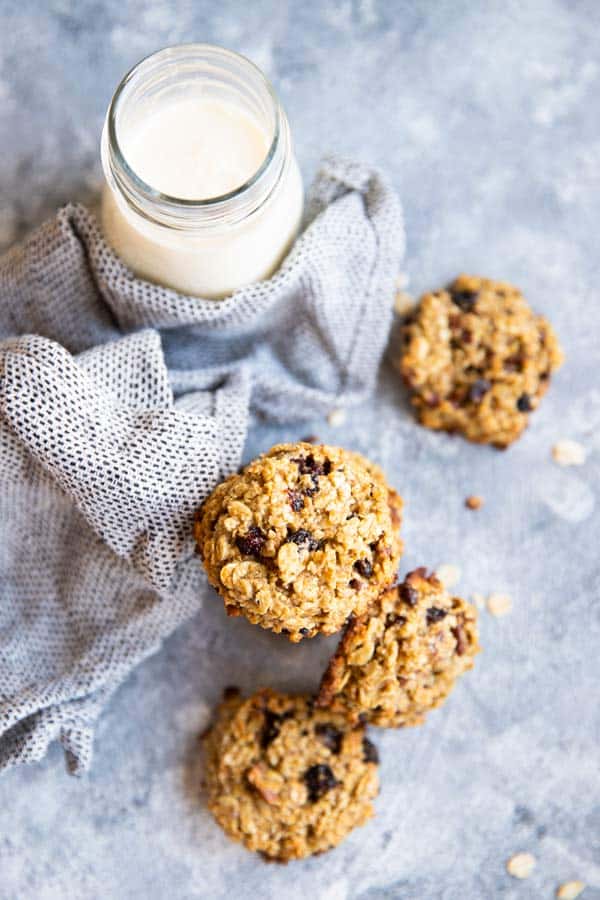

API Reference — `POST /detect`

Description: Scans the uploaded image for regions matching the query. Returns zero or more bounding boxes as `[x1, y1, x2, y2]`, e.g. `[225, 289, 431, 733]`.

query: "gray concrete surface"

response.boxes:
[1, 1, 599, 898]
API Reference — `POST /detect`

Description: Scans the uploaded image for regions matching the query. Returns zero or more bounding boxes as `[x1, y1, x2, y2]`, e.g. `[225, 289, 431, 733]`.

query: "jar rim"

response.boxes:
[105, 43, 282, 211]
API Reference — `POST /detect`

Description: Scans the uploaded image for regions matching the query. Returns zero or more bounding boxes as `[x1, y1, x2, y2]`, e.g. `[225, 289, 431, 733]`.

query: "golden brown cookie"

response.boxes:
[194, 443, 403, 641]
[203, 688, 379, 861]
[398, 275, 564, 448]
[317, 568, 480, 727]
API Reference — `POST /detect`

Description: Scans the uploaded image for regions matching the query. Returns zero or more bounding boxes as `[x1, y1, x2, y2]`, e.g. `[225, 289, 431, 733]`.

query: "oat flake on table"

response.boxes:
[327, 408, 347, 427]
[487, 593, 513, 617]
[435, 563, 461, 589]
[552, 440, 586, 467]
[506, 852, 536, 879]
[556, 880, 586, 899]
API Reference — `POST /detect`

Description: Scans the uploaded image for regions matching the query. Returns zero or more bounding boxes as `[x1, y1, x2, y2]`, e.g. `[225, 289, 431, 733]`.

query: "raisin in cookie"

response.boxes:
[194, 443, 402, 641]
[203, 688, 379, 861]
[399, 275, 564, 448]
[318, 568, 479, 727]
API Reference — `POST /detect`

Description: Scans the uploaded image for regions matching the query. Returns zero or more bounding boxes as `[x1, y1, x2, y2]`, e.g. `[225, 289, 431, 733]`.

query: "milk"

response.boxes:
[101, 46, 303, 299]
[120, 97, 271, 201]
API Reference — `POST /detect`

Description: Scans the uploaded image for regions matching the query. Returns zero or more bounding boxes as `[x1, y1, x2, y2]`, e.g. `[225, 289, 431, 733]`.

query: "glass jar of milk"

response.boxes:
[101, 44, 303, 298]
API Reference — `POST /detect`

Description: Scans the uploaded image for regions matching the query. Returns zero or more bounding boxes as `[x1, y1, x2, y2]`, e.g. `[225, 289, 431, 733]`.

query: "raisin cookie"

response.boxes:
[203, 688, 379, 861]
[318, 568, 479, 727]
[399, 275, 564, 447]
[195, 443, 403, 641]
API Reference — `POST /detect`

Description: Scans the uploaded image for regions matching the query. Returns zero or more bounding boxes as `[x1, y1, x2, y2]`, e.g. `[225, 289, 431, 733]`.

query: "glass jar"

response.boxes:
[100, 44, 303, 299]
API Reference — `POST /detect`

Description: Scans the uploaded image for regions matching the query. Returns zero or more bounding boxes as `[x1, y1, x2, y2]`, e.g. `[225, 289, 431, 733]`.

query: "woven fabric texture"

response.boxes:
[0, 158, 404, 773]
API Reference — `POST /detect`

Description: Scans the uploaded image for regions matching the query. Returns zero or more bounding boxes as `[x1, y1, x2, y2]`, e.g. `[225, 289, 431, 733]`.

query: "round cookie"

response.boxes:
[195, 443, 403, 641]
[203, 688, 380, 861]
[398, 274, 564, 448]
[317, 568, 480, 727]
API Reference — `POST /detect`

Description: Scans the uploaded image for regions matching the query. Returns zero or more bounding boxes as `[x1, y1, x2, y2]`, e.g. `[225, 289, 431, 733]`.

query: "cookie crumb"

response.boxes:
[465, 495, 483, 510]
[327, 409, 347, 428]
[506, 852, 536, 879]
[556, 881, 585, 899]
[471, 593, 486, 610]
[487, 593, 513, 617]
[394, 290, 416, 317]
[552, 440, 586, 467]
[435, 564, 461, 589]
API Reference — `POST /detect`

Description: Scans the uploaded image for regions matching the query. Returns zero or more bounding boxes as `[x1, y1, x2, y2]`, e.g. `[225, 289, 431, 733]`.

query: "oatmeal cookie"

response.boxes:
[203, 688, 379, 861]
[194, 443, 403, 641]
[399, 274, 564, 447]
[318, 568, 480, 727]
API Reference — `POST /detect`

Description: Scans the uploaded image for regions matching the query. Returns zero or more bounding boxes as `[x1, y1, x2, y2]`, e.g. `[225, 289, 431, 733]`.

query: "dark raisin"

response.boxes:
[261, 710, 282, 748]
[303, 476, 320, 497]
[293, 454, 313, 474]
[286, 529, 322, 552]
[450, 288, 478, 311]
[517, 393, 533, 412]
[452, 623, 468, 656]
[315, 723, 343, 754]
[386, 613, 407, 628]
[304, 764, 339, 802]
[349, 579, 362, 591]
[223, 685, 240, 700]
[461, 329, 473, 344]
[293, 454, 331, 477]
[287, 489, 305, 512]
[353, 558, 373, 578]
[300, 627, 310, 636]
[261, 708, 293, 748]
[399, 582, 418, 607]
[362, 737, 379, 765]
[504, 353, 524, 373]
[469, 378, 491, 403]
[293, 455, 332, 499]
[235, 526, 266, 557]
[426, 607, 448, 625]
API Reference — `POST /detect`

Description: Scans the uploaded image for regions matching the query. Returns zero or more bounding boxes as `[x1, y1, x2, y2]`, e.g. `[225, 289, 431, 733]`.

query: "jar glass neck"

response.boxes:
[101, 44, 288, 231]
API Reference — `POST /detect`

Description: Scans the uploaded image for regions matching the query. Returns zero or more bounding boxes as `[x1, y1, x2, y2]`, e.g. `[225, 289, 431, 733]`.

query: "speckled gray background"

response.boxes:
[1, 1, 599, 898]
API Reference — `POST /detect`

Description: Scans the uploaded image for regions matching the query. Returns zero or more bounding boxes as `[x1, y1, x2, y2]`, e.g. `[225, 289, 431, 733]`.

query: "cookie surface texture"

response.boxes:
[399, 275, 563, 447]
[195, 443, 403, 641]
[203, 689, 380, 861]
[318, 568, 480, 727]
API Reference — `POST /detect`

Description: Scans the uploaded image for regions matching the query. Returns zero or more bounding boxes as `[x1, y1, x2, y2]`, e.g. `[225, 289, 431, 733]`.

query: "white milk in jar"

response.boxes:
[101, 44, 303, 298]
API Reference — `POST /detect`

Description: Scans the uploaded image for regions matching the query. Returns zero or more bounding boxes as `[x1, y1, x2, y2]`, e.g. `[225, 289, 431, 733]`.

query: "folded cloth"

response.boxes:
[0, 158, 404, 773]
[0, 330, 250, 773]
[0, 157, 405, 419]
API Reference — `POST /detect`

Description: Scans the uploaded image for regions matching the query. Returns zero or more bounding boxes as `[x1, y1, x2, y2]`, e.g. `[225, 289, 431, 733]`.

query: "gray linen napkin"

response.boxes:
[0, 158, 404, 773]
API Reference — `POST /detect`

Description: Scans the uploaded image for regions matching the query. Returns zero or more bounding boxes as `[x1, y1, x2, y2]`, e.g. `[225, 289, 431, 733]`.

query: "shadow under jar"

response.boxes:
[101, 44, 303, 299]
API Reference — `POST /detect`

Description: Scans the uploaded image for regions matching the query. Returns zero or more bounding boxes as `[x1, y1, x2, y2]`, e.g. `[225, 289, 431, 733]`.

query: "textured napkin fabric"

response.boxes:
[0, 158, 404, 773]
